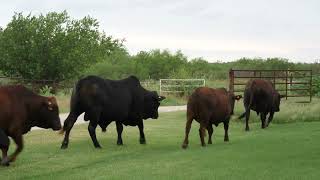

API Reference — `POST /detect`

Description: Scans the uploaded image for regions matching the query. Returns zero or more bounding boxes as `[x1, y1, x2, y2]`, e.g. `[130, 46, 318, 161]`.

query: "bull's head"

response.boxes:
[272, 93, 285, 112]
[143, 91, 166, 119]
[36, 96, 62, 131]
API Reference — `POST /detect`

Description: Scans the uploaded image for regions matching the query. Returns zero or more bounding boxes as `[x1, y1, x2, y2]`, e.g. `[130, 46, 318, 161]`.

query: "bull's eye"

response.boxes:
[48, 106, 53, 111]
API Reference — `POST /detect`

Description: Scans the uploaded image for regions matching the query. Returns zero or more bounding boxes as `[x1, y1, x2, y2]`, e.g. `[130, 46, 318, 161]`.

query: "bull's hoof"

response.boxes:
[102, 128, 106, 133]
[60, 143, 68, 149]
[182, 144, 188, 149]
[208, 140, 212, 144]
[140, 138, 146, 144]
[1, 158, 10, 166]
[201, 144, 206, 147]
[117, 140, 123, 145]
[224, 138, 229, 142]
[94, 145, 102, 149]
[245, 127, 250, 131]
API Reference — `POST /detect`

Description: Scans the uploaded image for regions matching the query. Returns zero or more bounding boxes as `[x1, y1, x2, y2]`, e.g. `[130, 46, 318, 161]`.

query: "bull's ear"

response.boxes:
[45, 97, 56, 111]
[280, 95, 286, 99]
[158, 96, 166, 101]
[48, 96, 57, 103]
[42, 100, 53, 111]
[234, 95, 242, 101]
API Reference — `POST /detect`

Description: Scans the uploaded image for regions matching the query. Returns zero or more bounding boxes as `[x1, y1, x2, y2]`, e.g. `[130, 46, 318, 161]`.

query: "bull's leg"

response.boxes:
[260, 112, 267, 129]
[138, 121, 146, 144]
[223, 120, 230, 142]
[245, 108, 250, 131]
[0, 131, 10, 166]
[199, 123, 207, 147]
[182, 116, 193, 149]
[1, 147, 9, 166]
[207, 124, 213, 144]
[266, 112, 274, 127]
[116, 121, 123, 145]
[3, 133, 23, 165]
[61, 112, 81, 149]
[88, 120, 101, 148]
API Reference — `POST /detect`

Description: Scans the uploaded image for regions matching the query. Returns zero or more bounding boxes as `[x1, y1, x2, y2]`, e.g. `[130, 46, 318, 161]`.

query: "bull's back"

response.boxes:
[0, 86, 28, 130]
[75, 76, 137, 120]
[188, 87, 230, 122]
[246, 79, 274, 94]
[244, 79, 274, 110]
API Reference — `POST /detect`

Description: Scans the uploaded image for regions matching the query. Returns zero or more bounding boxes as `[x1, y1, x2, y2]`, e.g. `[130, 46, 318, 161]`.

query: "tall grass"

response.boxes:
[232, 98, 320, 125]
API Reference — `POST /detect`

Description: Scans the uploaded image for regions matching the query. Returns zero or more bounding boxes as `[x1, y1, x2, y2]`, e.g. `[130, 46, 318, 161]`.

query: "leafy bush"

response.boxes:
[313, 75, 320, 96]
[39, 85, 53, 96]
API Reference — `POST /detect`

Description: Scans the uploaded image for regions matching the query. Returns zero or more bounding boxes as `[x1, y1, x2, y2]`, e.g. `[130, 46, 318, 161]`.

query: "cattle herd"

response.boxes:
[0, 75, 284, 166]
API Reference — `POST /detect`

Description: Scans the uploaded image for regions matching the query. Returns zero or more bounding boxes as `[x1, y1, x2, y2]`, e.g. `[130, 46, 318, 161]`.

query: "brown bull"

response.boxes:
[182, 87, 242, 149]
[0, 85, 61, 166]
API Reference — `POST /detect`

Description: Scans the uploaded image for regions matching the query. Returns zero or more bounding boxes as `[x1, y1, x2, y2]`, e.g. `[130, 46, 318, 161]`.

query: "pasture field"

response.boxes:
[1, 110, 320, 180]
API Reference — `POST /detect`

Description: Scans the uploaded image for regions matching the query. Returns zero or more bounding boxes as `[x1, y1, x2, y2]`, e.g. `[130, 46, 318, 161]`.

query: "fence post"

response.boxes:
[159, 79, 162, 95]
[285, 70, 288, 100]
[310, 70, 313, 102]
[229, 69, 234, 93]
[273, 71, 277, 89]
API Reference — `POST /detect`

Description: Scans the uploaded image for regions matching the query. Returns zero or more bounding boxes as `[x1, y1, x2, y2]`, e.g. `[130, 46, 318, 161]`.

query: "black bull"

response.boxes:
[238, 79, 285, 131]
[60, 76, 165, 149]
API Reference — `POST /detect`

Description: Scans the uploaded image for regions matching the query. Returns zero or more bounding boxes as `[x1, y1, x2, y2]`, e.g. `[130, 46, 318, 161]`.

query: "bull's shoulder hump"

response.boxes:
[80, 75, 105, 82]
[0, 85, 36, 96]
[126, 75, 141, 86]
[128, 75, 139, 81]
[250, 79, 274, 90]
[193, 87, 213, 93]
[193, 87, 227, 95]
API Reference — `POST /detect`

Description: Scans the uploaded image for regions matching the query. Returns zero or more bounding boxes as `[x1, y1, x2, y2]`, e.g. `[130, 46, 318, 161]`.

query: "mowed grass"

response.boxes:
[1, 111, 320, 180]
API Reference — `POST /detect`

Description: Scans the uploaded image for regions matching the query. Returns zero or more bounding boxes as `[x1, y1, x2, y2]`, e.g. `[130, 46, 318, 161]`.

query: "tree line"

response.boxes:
[0, 11, 319, 84]
[86, 49, 320, 80]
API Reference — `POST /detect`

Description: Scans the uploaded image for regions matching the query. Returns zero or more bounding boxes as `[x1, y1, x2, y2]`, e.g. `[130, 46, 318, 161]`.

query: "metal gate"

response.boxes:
[229, 69, 313, 102]
[159, 79, 206, 95]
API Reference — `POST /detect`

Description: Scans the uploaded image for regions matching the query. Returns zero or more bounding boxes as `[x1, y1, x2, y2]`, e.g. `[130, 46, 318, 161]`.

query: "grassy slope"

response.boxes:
[1, 111, 319, 180]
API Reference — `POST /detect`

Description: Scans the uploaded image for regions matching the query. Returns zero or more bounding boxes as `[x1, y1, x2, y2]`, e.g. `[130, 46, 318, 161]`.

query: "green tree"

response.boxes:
[132, 49, 188, 79]
[0, 11, 122, 81]
[85, 48, 135, 79]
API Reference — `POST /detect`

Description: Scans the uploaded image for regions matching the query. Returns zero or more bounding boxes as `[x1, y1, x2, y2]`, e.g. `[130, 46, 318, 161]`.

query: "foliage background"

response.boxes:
[0, 11, 319, 96]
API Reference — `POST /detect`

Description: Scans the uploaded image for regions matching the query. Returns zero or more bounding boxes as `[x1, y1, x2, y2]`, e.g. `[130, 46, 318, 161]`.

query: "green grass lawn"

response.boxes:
[1, 111, 320, 180]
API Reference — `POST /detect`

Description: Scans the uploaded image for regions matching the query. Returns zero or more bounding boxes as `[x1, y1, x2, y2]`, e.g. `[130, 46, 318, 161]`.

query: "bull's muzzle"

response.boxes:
[52, 119, 62, 131]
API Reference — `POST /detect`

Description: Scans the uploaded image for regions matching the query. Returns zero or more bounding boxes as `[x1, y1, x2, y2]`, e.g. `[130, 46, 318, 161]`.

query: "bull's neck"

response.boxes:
[24, 95, 44, 131]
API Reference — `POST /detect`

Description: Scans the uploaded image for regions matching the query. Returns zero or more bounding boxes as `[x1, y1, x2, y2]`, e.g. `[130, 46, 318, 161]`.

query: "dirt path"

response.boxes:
[32, 105, 186, 130]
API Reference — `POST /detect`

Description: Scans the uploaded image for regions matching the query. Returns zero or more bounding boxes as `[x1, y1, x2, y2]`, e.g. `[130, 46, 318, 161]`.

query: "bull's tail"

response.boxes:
[238, 88, 254, 120]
